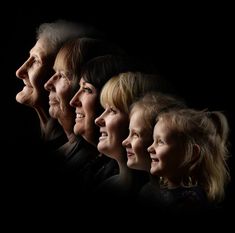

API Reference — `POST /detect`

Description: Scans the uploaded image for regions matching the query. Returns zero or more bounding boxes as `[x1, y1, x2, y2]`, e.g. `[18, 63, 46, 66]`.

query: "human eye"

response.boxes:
[28, 56, 41, 68]
[131, 131, 139, 138]
[33, 57, 41, 64]
[60, 73, 67, 79]
[109, 106, 117, 114]
[58, 71, 71, 81]
[82, 87, 92, 94]
[157, 138, 164, 145]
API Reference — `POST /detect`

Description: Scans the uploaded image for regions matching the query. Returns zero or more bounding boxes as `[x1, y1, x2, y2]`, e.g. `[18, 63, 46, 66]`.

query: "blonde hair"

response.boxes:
[130, 92, 186, 131]
[100, 72, 167, 114]
[157, 108, 231, 203]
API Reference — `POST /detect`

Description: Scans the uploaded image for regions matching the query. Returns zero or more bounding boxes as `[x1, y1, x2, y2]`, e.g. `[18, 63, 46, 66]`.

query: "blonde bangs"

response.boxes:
[100, 75, 127, 112]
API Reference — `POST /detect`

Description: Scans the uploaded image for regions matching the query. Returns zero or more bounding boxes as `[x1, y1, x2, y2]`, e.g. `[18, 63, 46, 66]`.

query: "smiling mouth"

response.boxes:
[76, 113, 85, 118]
[23, 81, 33, 88]
[127, 151, 135, 157]
[151, 158, 159, 162]
[49, 100, 58, 105]
[98, 132, 108, 141]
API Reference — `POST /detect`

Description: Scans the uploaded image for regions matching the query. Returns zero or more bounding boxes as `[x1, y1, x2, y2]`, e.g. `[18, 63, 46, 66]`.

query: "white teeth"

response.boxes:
[151, 158, 159, 162]
[76, 113, 84, 118]
[101, 132, 108, 136]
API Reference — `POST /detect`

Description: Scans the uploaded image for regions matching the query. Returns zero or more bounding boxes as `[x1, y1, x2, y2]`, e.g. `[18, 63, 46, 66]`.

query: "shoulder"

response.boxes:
[161, 186, 209, 214]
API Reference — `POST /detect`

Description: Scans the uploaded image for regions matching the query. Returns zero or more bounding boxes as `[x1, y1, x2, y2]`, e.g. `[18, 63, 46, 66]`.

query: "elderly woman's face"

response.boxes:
[16, 38, 53, 108]
[44, 56, 76, 124]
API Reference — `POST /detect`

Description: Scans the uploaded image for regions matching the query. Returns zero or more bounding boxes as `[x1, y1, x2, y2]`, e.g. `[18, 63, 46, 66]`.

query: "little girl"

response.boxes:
[148, 108, 231, 213]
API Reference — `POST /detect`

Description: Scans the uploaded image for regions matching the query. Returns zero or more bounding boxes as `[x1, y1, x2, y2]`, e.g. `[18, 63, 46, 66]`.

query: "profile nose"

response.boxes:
[122, 136, 130, 148]
[16, 62, 27, 80]
[44, 74, 58, 91]
[95, 116, 105, 127]
[147, 145, 155, 154]
[70, 90, 82, 108]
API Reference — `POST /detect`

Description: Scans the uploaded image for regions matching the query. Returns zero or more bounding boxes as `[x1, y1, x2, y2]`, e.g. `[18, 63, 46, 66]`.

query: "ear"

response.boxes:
[188, 144, 201, 173]
[192, 144, 200, 162]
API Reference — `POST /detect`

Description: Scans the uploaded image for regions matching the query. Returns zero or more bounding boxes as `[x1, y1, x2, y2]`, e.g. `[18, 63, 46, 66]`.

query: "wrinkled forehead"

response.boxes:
[31, 37, 54, 58]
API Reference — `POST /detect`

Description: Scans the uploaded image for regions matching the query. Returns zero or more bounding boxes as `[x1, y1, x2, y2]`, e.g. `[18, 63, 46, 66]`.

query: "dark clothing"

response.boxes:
[159, 186, 209, 213]
[48, 135, 118, 197]
[139, 180, 212, 215]
[94, 169, 150, 207]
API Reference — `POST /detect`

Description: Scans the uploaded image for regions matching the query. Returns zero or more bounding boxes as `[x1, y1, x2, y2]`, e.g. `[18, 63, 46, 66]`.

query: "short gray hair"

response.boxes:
[36, 19, 101, 55]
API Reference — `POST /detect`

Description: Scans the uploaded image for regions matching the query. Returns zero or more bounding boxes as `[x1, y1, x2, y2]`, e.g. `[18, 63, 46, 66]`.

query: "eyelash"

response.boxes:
[28, 57, 40, 68]
[82, 87, 92, 93]
[61, 74, 67, 79]
[157, 139, 164, 145]
[109, 107, 117, 114]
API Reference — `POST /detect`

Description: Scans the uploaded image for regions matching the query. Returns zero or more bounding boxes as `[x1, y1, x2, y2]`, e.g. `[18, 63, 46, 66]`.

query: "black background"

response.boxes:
[2, 2, 234, 225]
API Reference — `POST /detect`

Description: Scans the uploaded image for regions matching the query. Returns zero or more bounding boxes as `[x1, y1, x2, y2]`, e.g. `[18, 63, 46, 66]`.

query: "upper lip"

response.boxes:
[150, 156, 159, 161]
[23, 81, 33, 87]
[150, 154, 157, 159]
[75, 111, 85, 116]
[126, 150, 134, 156]
[49, 97, 57, 102]
[100, 130, 108, 136]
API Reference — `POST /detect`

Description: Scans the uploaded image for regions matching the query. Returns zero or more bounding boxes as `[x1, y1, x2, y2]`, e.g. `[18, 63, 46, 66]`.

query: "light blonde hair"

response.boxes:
[130, 92, 186, 131]
[157, 108, 231, 203]
[100, 72, 169, 114]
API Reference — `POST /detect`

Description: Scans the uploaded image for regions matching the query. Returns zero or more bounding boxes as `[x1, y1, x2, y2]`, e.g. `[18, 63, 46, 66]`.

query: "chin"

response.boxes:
[97, 144, 110, 155]
[74, 127, 83, 136]
[97, 143, 104, 153]
[16, 92, 26, 103]
[127, 161, 133, 168]
[16, 95, 33, 107]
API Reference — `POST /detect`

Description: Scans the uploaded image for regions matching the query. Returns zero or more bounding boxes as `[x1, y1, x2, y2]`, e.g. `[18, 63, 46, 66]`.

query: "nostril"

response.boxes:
[95, 118, 104, 127]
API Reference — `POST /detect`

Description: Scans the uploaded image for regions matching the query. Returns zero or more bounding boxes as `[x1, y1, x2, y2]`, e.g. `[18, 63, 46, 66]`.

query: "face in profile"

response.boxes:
[16, 38, 53, 108]
[147, 118, 184, 179]
[70, 78, 99, 145]
[44, 58, 76, 124]
[95, 104, 129, 160]
[122, 109, 152, 171]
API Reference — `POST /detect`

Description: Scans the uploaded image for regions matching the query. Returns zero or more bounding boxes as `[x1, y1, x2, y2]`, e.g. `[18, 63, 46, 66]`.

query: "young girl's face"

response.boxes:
[122, 109, 152, 171]
[148, 118, 184, 181]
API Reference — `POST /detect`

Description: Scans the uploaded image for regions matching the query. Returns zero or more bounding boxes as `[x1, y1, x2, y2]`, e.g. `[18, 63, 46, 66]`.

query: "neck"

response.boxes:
[35, 106, 51, 132]
[58, 116, 75, 141]
[116, 158, 132, 183]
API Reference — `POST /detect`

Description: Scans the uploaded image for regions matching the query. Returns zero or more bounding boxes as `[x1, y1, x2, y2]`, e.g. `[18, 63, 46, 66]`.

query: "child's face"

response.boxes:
[122, 109, 152, 171]
[148, 118, 184, 182]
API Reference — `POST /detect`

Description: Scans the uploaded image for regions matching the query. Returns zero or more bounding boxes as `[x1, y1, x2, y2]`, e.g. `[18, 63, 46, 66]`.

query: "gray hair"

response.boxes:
[36, 19, 101, 56]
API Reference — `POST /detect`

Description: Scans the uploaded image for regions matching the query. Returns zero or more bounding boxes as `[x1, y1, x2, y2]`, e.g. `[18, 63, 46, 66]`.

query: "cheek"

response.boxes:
[58, 85, 73, 100]
[110, 125, 128, 144]
[133, 141, 142, 153]
[31, 68, 49, 86]
[138, 145, 149, 160]
[84, 96, 98, 111]
[158, 149, 173, 165]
